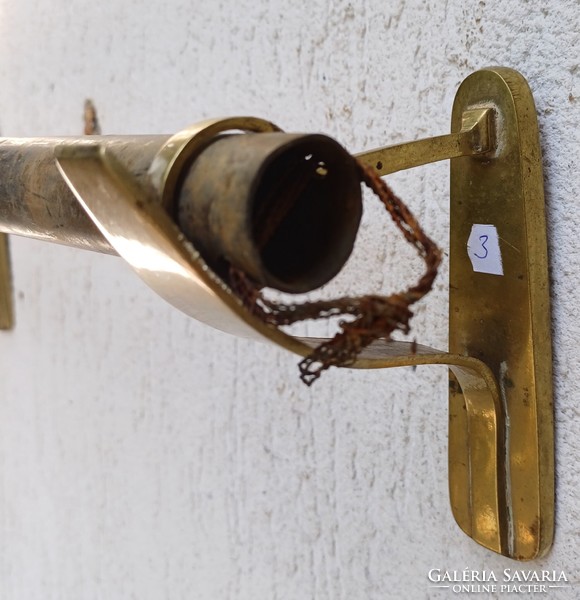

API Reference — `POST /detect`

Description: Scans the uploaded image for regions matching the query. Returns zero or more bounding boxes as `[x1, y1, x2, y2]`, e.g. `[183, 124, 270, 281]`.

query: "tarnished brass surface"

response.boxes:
[0, 233, 12, 329]
[0, 136, 168, 253]
[55, 138, 508, 557]
[55, 74, 552, 559]
[56, 140, 317, 343]
[4, 70, 552, 560]
[148, 116, 282, 211]
[0, 123, 362, 294]
[356, 107, 494, 175]
[449, 68, 553, 560]
[178, 132, 362, 293]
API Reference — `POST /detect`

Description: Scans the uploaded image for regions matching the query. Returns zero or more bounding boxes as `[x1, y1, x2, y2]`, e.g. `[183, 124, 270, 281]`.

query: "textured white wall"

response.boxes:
[0, 1, 578, 598]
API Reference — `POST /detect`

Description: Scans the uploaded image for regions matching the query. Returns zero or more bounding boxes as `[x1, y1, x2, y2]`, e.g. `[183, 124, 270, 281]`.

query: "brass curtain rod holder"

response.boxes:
[0, 67, 553, 561]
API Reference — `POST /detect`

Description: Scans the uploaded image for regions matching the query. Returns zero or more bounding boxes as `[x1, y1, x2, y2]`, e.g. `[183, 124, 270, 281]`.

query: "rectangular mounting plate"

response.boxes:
[449, 68, 554, 560]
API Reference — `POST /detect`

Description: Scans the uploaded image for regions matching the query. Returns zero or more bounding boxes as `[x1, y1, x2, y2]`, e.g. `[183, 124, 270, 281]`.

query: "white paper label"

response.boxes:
[467, 224, 503, 276]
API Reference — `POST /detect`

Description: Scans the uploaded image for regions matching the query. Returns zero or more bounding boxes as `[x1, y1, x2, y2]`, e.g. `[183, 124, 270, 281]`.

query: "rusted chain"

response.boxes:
[229, 159, 442, 385]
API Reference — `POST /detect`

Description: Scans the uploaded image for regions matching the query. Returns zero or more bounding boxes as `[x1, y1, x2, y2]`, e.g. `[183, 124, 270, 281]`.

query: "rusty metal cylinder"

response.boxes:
[0, 131, 362, 293]
[177, 133, 362, 293]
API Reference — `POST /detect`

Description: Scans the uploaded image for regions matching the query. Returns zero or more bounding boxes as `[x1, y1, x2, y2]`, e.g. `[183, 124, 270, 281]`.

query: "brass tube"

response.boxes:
[0, 131, 363, 293]
[178, 133, 362, 293]
[0, 136, 169, 254]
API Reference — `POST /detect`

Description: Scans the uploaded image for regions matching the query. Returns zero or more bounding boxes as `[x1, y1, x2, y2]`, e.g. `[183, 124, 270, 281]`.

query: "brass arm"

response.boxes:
[356, 107, 494, 175]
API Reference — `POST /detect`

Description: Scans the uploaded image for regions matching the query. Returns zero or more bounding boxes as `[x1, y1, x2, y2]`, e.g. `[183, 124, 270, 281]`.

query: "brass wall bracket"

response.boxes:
[366, 67, 553, 560]
[0, 67, 552, 560]
[357, 68, 553, 560]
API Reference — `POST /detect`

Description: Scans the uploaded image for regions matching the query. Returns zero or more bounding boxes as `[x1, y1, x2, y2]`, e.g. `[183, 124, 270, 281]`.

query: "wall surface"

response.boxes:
[0, 1, 578, 599]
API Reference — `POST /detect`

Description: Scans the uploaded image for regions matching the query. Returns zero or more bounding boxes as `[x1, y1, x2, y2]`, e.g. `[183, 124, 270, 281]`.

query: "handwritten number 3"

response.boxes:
[474, 235, 489, 259]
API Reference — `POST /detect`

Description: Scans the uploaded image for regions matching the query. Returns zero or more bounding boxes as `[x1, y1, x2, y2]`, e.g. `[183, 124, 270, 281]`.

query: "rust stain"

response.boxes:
[83, 99, 101, 135]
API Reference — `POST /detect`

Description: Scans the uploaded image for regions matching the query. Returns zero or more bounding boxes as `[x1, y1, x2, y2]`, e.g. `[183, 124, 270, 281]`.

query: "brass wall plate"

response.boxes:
[449, 68, 553, 560]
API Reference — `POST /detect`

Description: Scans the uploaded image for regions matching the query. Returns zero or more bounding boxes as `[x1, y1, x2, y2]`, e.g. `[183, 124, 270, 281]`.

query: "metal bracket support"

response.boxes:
[358, 67, 553, 559]
[0, 67, 552, 560]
